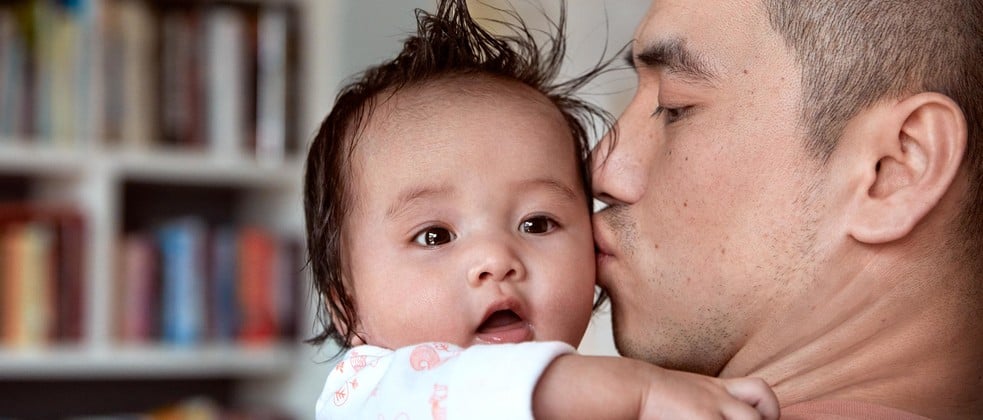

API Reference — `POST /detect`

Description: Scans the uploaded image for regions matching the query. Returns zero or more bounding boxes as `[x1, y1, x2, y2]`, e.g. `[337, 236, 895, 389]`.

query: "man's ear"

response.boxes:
[844, 92, 967, 244]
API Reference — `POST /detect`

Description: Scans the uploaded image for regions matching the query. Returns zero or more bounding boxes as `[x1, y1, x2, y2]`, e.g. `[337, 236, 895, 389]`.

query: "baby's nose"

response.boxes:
[467, 240, 525, 286]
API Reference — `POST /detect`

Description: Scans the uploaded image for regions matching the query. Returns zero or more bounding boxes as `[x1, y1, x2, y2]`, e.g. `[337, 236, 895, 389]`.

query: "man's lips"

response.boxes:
[593, 228, 616, 260]
[593, 227, 617, 290]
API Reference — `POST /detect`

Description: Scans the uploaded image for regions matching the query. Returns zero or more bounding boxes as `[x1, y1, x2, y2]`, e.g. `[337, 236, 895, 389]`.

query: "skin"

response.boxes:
[341, 77, 596, 350]
[592, 0, 983, 417]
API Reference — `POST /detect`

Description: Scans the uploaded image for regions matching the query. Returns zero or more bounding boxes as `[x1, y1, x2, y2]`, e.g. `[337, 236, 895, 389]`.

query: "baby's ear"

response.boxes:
[328, 288, 364, 346]
[840, 92, 967, 243]
[329, 310, 365, 347]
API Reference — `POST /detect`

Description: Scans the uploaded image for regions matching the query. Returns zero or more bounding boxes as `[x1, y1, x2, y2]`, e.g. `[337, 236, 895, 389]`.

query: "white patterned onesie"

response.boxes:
[316, 341, 574, 420]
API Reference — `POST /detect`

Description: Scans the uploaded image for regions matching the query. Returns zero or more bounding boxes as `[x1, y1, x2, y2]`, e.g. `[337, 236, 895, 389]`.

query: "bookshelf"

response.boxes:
[0, 0, 340, 417]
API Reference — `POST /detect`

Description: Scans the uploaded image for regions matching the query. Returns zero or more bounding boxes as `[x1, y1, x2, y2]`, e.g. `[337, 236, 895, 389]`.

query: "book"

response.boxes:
[31, 0, 53, 141]
[118, 233, 158, 343]
[237, 226, 277, 345]
[103, 0, 157, 148]
[255, 7, 288, 166]
[49, 1, 81, 144]
[0, 204, 86, 346]
[204, 6, 247, 160]
[160, 8, 203, 148]
[100, 0, 125, 142]
[157, 217, 207, 346]
[52, 209, 85, 342]
[275, 237, 302, 340]
[0, 224, 24, 346]
[20, 223, 55, 347]
[1, 222, 55, 348]
[0, 7, 27, 139]
[209, 226, 238, 342]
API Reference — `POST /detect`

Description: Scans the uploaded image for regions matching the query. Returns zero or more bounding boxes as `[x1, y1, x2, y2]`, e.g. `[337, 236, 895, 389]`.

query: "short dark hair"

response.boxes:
[763, 0, 983, 256]
[303, 0, 612, 349]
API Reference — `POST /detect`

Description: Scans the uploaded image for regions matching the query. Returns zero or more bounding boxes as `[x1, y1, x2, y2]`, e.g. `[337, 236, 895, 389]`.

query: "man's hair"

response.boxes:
[303, 0, 611, 348]
[762, 0, 983, 255]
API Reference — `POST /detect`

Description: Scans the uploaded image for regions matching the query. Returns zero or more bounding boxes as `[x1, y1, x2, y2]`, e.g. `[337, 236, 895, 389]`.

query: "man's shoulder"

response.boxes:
[783, 400, 932, 420]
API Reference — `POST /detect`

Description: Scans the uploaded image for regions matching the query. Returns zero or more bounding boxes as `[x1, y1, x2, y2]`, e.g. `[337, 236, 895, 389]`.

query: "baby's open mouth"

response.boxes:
[477, 309, 523, 333]
[475, 309, 532, 344]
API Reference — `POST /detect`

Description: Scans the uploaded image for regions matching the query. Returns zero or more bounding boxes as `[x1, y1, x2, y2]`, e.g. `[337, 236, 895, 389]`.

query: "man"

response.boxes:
[590, 0, 982, 418]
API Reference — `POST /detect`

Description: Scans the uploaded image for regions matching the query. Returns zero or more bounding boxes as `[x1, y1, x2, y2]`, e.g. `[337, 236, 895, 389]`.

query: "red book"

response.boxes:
[53, 211, 85, 342]
[237, 226, 277, 345]
[1, 224, 25, 346]
[117, 233, 157, 343]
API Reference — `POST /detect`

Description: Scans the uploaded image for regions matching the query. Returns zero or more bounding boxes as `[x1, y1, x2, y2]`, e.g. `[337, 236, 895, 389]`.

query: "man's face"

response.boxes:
[592, 0, 827, 375]
[343, 79, 596, 350]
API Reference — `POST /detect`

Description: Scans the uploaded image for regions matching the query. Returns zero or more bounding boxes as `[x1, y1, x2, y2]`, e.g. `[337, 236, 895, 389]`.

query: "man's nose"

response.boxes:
[590, 111, 650, 207]
[466, 236, 525, 286]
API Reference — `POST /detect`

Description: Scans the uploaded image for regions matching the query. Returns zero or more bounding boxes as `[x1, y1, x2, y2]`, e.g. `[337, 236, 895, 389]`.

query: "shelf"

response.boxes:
[0, 142, 302, 188]
[0, 344, 298, 379]
[0, 142, 88, 177]
[110, 149, 302, 188]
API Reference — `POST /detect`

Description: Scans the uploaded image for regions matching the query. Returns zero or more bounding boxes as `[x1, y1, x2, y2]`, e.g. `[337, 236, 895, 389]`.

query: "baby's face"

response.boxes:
[341, 79, 596, 349]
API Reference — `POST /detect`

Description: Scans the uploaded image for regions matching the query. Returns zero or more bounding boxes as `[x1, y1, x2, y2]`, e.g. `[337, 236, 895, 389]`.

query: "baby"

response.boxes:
[304, 0, 779, 418]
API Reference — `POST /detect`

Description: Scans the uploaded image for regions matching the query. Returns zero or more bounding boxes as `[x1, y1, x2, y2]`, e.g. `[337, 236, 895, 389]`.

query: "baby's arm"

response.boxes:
[317, 341, 779, 419]
[534, 354, 780, 419]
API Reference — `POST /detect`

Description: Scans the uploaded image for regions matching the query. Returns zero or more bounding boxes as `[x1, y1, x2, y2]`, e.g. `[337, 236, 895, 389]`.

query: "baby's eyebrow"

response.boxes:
[386, 185, 454, 220]
[517, 178, 581, 202]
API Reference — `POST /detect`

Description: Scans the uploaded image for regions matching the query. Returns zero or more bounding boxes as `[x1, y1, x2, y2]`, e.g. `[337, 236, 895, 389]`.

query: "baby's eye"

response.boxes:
[413, 226, 456, 247]
[519, 216, 558, 234]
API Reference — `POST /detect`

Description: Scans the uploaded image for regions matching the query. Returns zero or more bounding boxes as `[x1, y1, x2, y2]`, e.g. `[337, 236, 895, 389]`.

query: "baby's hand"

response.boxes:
[641, 368, 779, 419]
[534, 355, 779, 419]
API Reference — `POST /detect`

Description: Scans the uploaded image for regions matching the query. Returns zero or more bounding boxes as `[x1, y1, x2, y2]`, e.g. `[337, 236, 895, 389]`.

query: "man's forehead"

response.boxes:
[632, 0, 767, 71]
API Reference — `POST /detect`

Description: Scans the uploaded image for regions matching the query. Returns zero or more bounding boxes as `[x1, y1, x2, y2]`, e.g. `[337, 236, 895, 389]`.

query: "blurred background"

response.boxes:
[0, 0, 646, 417]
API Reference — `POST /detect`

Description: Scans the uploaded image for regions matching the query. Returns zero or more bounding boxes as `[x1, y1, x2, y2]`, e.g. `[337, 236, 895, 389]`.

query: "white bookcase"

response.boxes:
[0, 0, 344, 417]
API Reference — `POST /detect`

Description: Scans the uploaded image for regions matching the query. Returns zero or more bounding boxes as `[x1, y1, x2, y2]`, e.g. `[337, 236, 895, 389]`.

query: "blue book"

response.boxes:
[157, 218, 207, 346]
[210, 226, 239, 342]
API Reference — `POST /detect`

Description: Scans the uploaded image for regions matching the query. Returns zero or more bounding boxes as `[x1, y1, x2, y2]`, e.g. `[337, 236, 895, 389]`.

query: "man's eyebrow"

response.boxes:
[386, 185, 454, 219]
[626, 38, 719, 84]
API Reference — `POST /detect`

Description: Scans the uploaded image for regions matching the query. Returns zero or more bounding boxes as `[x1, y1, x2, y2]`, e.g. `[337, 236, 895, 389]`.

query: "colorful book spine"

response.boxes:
[0, 0, 297, 155]
[205, 6, 247, 160]
[209, 226, 239, 342]
[53, 211, 85, 342]
[119, 233, 157, 343]
[114, 217, 301, 346]
[237, 226, 277, 345]
[157, 218, 207, 346]
[0, 205, 86, 348]
[255, 7, 288, 165]
[1, 223, 55, 348]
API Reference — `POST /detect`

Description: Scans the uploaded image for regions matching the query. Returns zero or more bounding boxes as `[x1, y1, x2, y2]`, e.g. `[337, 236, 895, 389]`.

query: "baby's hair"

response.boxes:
[303, 0, 614, 349]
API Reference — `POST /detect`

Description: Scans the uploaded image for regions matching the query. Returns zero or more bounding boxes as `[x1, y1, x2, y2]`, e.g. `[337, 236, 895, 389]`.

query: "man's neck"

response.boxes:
[720, 249, 983, 418]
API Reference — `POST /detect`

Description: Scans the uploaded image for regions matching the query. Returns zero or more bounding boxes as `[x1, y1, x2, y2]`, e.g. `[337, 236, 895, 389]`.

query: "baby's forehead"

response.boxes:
[371, 74, 561, 127]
